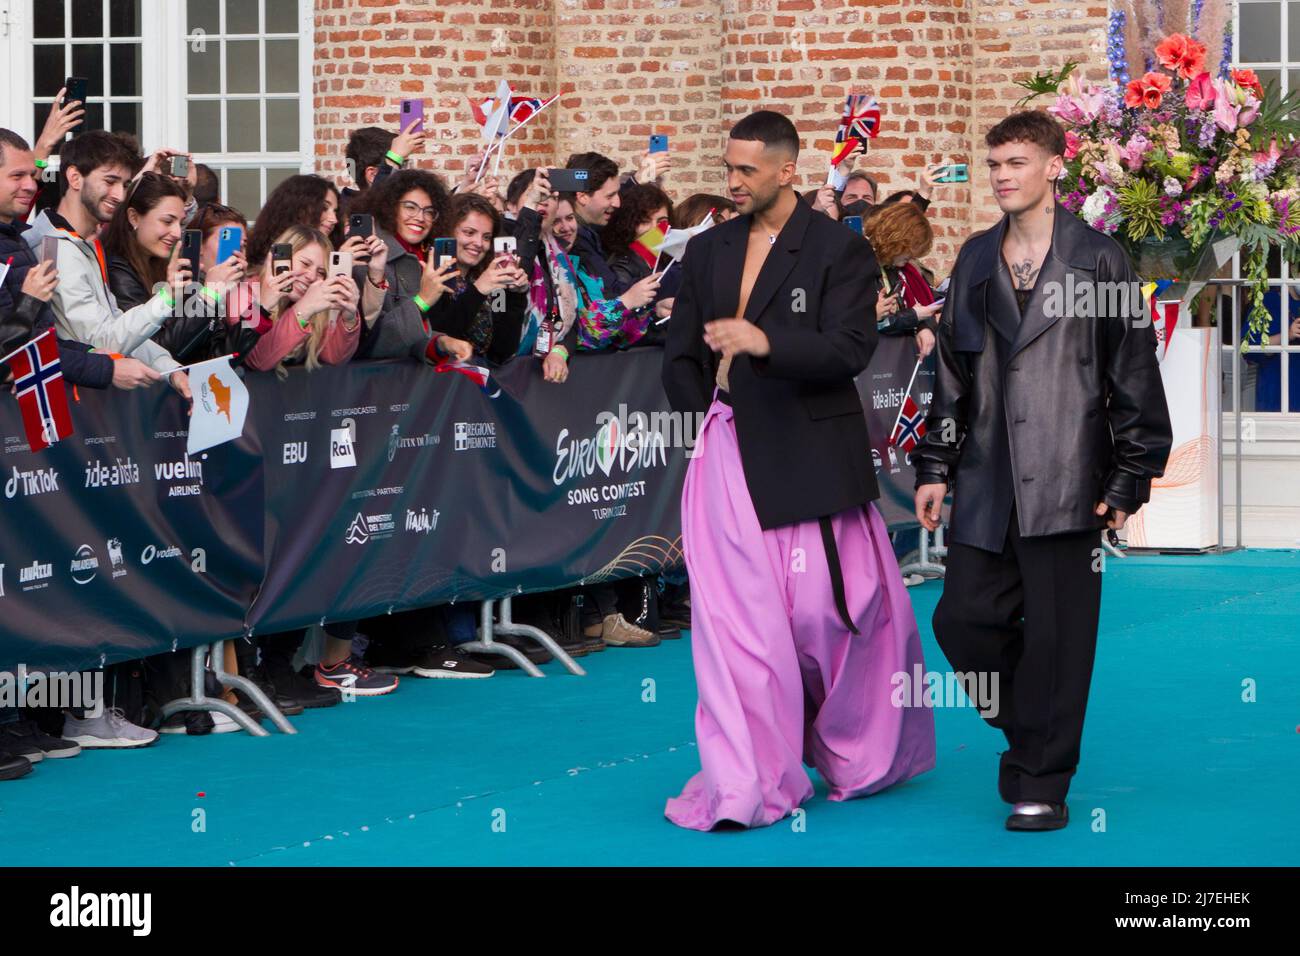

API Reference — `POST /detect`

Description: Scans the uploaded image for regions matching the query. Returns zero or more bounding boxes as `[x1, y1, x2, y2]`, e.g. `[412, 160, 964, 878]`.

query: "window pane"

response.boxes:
[1292, 3, 1300, 60]
[266, 166, 298, 197]
[266, 99, 299, 151]
[187, 0, 219, 35]
[110, 101, 141, 139]
[1244, 353, 1282, 411]
[266, 39, 298, 93]
[71, 0, 104, 38]
[1239, 1, 1282, 62]
[34, 2, 66, 38]
[71, 45, 105, 97]
[226, 40, 261, 95]
[1287, 355, 1300, 413]
[34, 46, 67, 98]
[1255, 67, 1283, 94]
[227, 100, 261, 152]
[109, 44, 140, 97]
[266, 0, 298, 33]
[109, 0, 140, 37]
[227, 168, 262, 220]
[188, 43, 221, 94]
[227, 0, 261, 34]
[80, 102, 107, 134]
[188, 100, 222, 152]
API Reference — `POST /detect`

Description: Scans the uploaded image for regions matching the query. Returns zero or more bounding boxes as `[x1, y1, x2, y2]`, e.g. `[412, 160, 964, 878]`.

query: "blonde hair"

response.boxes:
[261, 224, 335, 377]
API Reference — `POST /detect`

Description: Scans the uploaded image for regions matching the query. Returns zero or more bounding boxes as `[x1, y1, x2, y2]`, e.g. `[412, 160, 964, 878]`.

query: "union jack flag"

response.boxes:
[6, 331, 73, 451]
[835, 94, 881, 146]
[889, 395, 926, 453]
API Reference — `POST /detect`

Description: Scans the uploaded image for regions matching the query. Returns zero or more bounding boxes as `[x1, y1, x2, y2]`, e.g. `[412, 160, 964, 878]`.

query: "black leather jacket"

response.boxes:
[912, 203, 1172, 551]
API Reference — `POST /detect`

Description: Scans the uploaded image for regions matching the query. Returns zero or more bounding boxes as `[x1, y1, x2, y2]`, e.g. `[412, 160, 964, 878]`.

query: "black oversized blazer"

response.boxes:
[662, 195, 883, 530]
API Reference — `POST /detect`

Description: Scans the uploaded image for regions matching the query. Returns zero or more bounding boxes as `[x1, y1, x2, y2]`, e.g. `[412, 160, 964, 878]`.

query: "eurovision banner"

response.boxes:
[0, 344, 927, 669]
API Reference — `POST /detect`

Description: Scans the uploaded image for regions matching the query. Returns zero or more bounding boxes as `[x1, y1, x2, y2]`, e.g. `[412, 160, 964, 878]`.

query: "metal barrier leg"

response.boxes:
[899, 526, 947, 579]
[158, 643, 272, 736]
[457, 600, 545, 677]
[210, 640, 296, 734]
[494, 596, 586, 676]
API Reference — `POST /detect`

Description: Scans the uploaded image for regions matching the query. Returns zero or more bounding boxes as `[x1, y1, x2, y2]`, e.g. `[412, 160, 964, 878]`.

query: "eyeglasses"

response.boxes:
[399, 200, 437, 222]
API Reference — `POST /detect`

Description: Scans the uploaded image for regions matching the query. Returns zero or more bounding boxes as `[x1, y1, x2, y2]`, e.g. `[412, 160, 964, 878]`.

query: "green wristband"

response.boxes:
[199, 285, 221, 302]
[552, 345, 569, 361]
[412, 293, 431, 313]
[34, 158, 49, 170]
[385, 149, 405, 166]
[158, 288, 175, 309]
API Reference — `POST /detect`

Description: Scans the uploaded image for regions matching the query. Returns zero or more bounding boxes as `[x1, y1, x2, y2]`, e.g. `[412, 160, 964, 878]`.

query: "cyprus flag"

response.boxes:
[187, 356, 250, 454]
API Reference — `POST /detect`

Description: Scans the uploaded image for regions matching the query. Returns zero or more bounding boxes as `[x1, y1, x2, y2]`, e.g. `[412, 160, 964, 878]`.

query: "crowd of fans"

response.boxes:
[0, 89, 952, 779]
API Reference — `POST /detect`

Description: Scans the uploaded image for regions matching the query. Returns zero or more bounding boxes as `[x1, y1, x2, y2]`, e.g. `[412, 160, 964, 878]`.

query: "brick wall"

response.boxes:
[312, 0, 1109, 275]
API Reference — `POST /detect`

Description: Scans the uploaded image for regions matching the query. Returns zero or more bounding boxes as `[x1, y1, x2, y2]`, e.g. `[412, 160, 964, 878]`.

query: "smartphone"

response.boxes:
[842, 215, 863, 236]
[39, 236, 60, 264]
[179, 230, 203, 273]
[329, 251, 353, 278]
[493, 236, 517, 258]
[648, 134, 669, 154]
[169, 154, 189, 179]
[215, 226, 242, 265]
[433, 237, 456, 269]
[399, 98, 425, 134]
[547, 168, 590, 193]
[346, 213, 374, 243]
[63, 76, 89, 107]
[935, 163, 969, 184]
[271, 243, 293, 276]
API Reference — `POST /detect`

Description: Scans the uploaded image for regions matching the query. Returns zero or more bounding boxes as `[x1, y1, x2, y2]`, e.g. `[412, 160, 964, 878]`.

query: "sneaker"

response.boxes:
[377, 644, 495, 679]
[0, 719, 81, 759]
[314, 657, 399, 696]
[240, 662, 306, 716]
[265, 657, 341, 709]
[903, 573, 925, 587]
[159, 711, 215, 736]
[62, 708, 159, 749]
[601, 613, 660, 648]
[211, 710, 249, 733]
[0, 750, 32, 781]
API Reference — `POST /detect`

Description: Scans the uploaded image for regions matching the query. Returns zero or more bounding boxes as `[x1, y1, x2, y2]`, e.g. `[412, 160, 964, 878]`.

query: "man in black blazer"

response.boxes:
[913, 111, 1172, 831]
[661, 109, 936, 832]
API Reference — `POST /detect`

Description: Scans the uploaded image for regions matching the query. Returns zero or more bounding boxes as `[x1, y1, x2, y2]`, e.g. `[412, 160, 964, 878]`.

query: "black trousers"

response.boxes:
[933, 508, 1102, 804]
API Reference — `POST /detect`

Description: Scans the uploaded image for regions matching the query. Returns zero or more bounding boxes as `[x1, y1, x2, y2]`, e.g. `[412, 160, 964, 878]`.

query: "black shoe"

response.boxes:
[159, 710, 216, 736]
[0, 750, 33, 781]
[0, 719, 81, 759]
[240, 663, 306, 716]
[657, 622, 682, 640]
[1006, 802, 1069, 831]
[375, 643, 494, 679]
[268, 659, 341, 709]
[553, 630, 590, 659]
[470, 634, 553, 670]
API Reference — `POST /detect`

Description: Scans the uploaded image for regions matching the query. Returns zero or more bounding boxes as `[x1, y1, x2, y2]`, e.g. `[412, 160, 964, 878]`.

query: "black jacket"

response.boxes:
[107, 256, 259, 365]
[0, 218, 114, 388]
[912, 203, 1173, 551]
[663, 195, 882, 530]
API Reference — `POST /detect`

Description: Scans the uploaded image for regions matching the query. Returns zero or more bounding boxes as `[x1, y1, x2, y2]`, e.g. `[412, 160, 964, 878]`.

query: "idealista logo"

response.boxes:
[70, 544, 99, 585]
[388, 424, 440, 462]
[405, 507, 439, 534]
[331, 417, 357, 469]
[454, 421, 496, 451]
[5, 465, 59, 498]
[84, 456, 141, 489]
[154, 452, 206, 497]
[49, 885, 151, 937]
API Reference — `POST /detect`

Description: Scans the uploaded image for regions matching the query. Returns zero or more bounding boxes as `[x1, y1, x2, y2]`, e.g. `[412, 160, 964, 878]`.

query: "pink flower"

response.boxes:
[1185, 72, 1216, 111]
[1064, 130, 1081, 159]
[1117, 134, 1150, 172]
[1048, 78, 1107, 126]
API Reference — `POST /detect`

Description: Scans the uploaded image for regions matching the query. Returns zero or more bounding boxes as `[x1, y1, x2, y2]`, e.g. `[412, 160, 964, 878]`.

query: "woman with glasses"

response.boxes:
[349, 169, 476, 362]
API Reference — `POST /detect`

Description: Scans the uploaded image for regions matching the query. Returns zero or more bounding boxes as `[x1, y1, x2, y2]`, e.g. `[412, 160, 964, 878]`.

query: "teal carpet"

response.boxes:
[1, 550, 1297, 867]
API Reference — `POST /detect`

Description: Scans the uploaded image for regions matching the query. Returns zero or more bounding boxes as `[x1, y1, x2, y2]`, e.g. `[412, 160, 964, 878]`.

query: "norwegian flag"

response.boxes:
[835, 94, 881, 146]
[509, 94, 556, 124]
[889, 395, 926, 453]
[6, 331, 73, 451]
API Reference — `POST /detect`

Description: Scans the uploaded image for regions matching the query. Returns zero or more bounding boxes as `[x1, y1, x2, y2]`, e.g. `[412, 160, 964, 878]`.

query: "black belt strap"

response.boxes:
[819, 515, 860, 636]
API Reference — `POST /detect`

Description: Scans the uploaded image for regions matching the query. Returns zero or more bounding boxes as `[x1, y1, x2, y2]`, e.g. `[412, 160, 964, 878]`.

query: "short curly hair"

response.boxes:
[352, 168, 452, 242]
[604, 182, 673, 258]
[863, 201, 933, 266]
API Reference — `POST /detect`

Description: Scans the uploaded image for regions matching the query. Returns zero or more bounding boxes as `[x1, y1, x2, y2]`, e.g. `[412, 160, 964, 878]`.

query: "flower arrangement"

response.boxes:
[1045, 31, 1300, 345]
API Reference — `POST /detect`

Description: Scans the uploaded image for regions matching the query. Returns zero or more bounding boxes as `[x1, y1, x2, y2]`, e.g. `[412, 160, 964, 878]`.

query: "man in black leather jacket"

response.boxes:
[913, 111, 1172, 831]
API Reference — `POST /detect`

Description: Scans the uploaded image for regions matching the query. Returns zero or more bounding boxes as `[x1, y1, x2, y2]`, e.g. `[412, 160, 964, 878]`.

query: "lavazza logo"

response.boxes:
[454, 421, 496, 451]
[83, 456, 140, 489]
[70, 544, 100, 585]
[388, 424, 440, 462]
[154, 452, 206, 497]
[5, 465, 60, 498]
[19, 559, 53, 593]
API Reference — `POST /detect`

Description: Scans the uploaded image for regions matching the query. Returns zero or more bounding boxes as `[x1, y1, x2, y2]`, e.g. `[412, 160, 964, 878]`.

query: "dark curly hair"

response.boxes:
[447, 193, 501, 281]
[351, 168, 451, 245]
[604, 182, 673, 258]
[247, 174, 341, 265]
[101, 173, 190, 291]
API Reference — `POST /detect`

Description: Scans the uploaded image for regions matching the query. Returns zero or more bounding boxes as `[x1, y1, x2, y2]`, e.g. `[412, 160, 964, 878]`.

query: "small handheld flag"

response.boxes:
[889, 395, 927, 453]
[187, 355, 250, 454]
[3, 330, 73, 451]
[836, 94, 881, 143]
[435, 359, 500, 398]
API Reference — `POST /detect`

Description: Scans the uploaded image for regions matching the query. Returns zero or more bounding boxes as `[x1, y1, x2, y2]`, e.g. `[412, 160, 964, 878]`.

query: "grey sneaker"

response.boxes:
[62, 708, 159, 749]
[601, 613, 660, 648]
